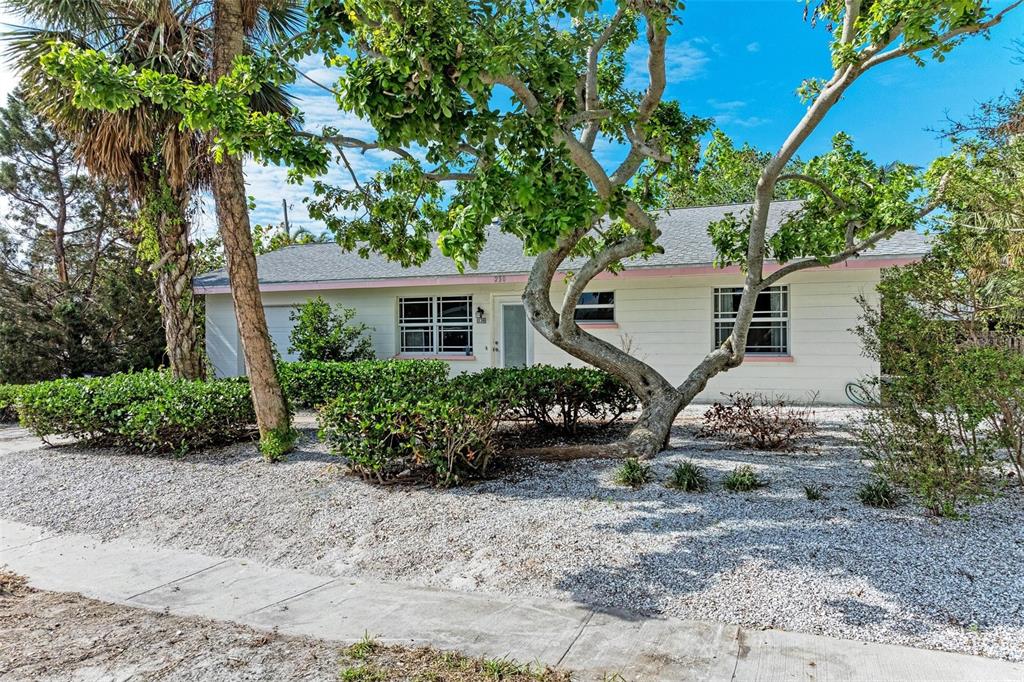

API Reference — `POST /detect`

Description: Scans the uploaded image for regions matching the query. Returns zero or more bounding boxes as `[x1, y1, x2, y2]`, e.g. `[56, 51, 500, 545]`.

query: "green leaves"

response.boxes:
[707, 132, 927, 268]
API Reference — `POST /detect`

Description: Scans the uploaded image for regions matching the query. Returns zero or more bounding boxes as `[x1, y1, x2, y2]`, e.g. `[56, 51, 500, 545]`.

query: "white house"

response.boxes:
[195, 201, 929, 404]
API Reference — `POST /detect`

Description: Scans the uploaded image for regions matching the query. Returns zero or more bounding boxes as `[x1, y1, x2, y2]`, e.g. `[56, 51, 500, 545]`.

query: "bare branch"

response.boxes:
[582, 7, 626, 149]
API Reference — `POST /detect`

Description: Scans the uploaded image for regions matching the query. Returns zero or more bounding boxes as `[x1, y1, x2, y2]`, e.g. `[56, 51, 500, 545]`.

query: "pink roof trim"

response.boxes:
[194, 256, 919, 295]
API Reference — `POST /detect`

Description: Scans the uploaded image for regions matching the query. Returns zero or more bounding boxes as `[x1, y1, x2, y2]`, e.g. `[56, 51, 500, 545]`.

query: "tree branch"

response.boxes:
[581, 7, 626, 149]
[777, 173, 848, 208]
[862, 1, 1022, 71]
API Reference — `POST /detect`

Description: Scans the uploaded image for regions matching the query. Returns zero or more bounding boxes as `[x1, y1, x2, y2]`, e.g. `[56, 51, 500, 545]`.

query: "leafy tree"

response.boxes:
[854, 225, 1024, 516]
[43, 0, 1021, 455]
[288, 297, 374, 362]
[666, 130, 804, 207]
[4, 0, 300, 380]
[0, 94, 164, 382]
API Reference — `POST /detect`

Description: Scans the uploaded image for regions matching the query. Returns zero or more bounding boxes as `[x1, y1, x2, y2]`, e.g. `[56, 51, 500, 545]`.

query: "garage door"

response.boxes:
[263, 306, 299, 362]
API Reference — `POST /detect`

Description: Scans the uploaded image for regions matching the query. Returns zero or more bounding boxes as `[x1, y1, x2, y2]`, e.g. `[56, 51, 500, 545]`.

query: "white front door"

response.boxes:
[495, 297, 532, 368]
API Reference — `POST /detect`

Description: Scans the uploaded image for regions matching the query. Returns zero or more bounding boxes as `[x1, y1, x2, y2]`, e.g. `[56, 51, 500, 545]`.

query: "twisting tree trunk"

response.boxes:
[150, 186, 204, 379]
[211, 0, 291, 446]
[516, 2, 1005, 458]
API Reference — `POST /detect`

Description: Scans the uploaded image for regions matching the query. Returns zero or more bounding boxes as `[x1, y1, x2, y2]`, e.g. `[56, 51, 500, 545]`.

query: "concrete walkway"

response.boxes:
[2, 519, 1022, 682]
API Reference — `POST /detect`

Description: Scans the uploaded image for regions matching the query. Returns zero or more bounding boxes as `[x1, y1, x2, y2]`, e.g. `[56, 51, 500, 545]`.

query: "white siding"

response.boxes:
[203, 265, 880, 404]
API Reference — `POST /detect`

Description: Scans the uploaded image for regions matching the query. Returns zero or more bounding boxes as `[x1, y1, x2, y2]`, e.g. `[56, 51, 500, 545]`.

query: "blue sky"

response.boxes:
[1, 1, 1021, 234]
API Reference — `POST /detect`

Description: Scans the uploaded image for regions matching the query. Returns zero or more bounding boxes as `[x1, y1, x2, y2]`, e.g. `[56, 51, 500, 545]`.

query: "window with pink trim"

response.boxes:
[713, 286, 789, 354]
[398, 296, 473, 355]
[574, 291, 615, 322]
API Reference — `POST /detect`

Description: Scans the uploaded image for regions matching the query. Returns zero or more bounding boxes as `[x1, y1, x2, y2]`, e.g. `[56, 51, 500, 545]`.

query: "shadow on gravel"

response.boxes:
[485, 417, 1024, 644]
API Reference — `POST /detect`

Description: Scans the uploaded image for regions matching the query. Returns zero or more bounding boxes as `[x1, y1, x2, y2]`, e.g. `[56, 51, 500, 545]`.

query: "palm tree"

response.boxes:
[4, 0, 300, 379]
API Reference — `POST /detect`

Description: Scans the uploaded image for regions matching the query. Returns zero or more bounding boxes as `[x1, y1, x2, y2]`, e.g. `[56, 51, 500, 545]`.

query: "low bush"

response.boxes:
[666, 461, 708, 492]
[700, 392, 817, 451]
[0, 384, 21, 423]
[614, 457, 653, 488]
[723, 465, 765, 492]
[857, 478, 900, 508]
[452, 365, 636, 433]
[318, 388, 500, 487]
[278, 359, 449, 409]
[17, 371, 255, 454]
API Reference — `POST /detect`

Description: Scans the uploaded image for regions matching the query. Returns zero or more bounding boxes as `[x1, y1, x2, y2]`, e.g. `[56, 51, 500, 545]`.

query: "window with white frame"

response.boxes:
[574, 292, 615, 322]
[713, 286, 789, 354]
[398, 296, 473, 355]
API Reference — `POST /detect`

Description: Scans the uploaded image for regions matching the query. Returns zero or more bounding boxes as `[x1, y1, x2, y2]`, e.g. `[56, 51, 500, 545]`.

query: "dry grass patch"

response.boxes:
[339, 634, 571, 681]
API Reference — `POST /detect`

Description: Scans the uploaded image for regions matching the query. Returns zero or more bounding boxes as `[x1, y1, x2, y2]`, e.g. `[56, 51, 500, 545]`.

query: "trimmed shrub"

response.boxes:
[17, 371, 255, 454]
[666, 461, 708, 492]
[614, 457, 653, 488]
[0, 384, 21, 423]
[319, 389, 499, 486]
[452, 365, 637, 432]
[723, 465, 765, 492]
[701, 392, 816, 451]
[278, 359, 449, 409]
[288, 297, 375, 362]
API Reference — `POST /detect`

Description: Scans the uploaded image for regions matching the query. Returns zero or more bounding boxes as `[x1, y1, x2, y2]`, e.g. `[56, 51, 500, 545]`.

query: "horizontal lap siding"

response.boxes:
[202, 268, 880, 403]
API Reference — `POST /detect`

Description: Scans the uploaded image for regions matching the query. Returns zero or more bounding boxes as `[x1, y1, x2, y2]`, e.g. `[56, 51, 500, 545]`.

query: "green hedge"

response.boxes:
[0, 384, 21, 423]
[17, 371, 255, 454]
[317, 363, 637, 485]
[452, 365, 637, 432]
[319, 391, 499, 486]
[278, 359, 449, 409]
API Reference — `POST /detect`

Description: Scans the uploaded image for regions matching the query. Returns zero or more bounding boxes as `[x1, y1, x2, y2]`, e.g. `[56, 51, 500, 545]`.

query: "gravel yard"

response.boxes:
[2, 407, 1023, 662]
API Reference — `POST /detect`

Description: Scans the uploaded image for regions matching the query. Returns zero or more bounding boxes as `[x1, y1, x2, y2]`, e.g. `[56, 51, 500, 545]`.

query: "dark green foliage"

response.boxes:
[288, 297, 375, 362]
[0, 93, 164, 384]
[318, 389, 499, 487]
[700, 392, 816, 451]
[803, 484, 825, 501]
[614, 458, 653, 488]
[857, 478, 901, 509]
[278, 360, 450, 409]
[723, 465, 765, 493]
[0, 384, 22, 422]
[451, 365, 637, 433]
[854, 225, 1023, 517]
[666, 461, 708, 492]
[17, 371, 255, 454]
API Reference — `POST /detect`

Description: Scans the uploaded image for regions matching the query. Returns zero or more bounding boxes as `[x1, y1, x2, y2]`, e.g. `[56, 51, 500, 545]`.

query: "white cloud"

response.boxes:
[746, 42, 761, 53]
[626, 39, 709, 88]
[708, 99, 768, 129]
[707, 98, 747, 111]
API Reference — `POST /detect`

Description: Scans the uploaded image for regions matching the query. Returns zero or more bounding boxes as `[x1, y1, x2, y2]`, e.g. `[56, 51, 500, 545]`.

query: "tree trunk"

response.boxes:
[211, 0, 291, 445]
[152, 190, 203, 379]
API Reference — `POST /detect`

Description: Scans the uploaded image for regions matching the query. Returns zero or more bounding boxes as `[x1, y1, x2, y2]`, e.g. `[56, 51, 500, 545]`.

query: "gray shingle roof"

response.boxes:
[194, 200, 930, 289]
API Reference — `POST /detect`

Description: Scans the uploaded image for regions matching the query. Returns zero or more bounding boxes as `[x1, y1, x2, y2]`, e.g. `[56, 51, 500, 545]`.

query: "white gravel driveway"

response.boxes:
[1, 407, 1022, 662]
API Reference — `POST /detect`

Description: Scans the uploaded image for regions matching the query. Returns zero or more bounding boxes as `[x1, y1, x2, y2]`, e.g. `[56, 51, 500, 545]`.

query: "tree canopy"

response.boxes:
[38, 0, 1023, 454]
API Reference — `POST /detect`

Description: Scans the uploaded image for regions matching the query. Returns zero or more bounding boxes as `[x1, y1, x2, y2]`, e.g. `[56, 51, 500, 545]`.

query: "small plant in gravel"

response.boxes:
[614, 458, 653, 488]
[700, 392, 817, 451]
[666, 461, 708, 492]
[858, 478, 901, 508]
[723, 465, 765, 492]
[803, 484, 825, 501]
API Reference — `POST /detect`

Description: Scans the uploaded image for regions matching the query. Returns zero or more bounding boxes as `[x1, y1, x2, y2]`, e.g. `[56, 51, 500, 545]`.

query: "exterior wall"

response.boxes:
[203, 265, 881, 404]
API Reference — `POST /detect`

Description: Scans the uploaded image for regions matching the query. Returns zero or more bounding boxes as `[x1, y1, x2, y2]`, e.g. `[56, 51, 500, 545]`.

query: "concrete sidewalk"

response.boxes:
[2, 519, 1022, 682]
